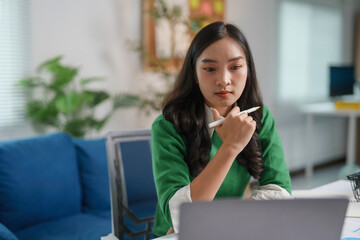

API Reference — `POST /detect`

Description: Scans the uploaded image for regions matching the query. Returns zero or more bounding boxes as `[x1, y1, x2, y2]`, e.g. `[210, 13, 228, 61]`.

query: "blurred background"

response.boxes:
[1, 0, 360, 185]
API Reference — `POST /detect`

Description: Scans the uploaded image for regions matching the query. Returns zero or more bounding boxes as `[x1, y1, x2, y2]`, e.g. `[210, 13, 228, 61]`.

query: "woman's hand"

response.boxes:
[190, 106, 256, 201]
[166, 228, 175, 235]
[212, 106, 256, 155]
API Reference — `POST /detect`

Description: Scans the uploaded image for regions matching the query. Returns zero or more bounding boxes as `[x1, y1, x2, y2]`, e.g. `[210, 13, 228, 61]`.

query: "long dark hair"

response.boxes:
[163, 22, 264, 179]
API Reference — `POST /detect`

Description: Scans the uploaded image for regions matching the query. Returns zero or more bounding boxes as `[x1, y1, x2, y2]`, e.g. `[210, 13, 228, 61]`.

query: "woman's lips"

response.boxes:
[216, 91, 231, 98]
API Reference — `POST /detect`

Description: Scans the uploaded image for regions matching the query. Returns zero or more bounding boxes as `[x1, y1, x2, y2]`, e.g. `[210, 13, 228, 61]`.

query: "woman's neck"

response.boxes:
[204, 103, 236, 117]
[218, 107, 231, 117]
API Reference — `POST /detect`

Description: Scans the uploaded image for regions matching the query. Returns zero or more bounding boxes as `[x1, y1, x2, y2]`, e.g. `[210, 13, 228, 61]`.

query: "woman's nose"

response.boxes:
[216, 70, 231, 86]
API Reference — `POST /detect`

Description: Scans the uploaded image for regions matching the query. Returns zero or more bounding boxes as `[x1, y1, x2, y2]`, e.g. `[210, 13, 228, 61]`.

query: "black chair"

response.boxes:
[106, 129, 157, 240]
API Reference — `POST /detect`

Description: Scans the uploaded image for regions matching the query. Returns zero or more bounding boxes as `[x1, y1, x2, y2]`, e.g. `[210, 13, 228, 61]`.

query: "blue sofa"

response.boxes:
[0, 133, 112, 240]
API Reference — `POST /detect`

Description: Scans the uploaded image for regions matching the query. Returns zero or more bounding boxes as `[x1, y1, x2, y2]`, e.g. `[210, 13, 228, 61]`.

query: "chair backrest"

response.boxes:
[119, 140, 157, 204]
[106, 129, 156, 238]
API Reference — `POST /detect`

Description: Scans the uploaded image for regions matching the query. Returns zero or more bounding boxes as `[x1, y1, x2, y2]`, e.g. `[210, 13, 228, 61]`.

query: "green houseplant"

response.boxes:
[17, 56, 139, 137]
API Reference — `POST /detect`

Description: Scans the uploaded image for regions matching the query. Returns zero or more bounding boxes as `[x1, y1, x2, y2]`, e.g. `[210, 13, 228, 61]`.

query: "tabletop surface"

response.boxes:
[153, 180, 358, 240]
[301, 102, 360, 116]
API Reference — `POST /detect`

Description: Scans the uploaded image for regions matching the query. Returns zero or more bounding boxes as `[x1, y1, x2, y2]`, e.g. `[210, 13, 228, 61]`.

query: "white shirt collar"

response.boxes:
[205, 104, 232, 138]
[204, 104, 215, 138]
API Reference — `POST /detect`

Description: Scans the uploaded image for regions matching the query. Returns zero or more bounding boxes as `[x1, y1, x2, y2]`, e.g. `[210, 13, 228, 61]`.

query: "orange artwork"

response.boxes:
[142, 0, 225, 71]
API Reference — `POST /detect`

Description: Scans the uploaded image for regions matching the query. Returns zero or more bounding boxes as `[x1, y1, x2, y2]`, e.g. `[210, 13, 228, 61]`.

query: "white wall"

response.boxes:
[226, 0, 357, 170]
[31, 0, 359, 170]
[31, 0, 149, 137]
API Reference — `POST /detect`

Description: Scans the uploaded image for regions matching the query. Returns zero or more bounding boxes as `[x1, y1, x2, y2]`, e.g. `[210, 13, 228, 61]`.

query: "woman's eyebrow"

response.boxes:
[228, 56, 244, 62]
[201, 58, 217, 63]
[201, 56, 244, 63]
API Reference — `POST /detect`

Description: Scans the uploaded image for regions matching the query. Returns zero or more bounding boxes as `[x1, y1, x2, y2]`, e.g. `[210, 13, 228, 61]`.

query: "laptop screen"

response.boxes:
[179, 198, 348, 240]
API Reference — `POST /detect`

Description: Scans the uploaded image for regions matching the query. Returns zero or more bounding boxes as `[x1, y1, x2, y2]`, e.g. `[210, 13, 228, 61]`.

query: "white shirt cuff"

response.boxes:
[250, 184, 292, 200]
[168, 184, 192, 233]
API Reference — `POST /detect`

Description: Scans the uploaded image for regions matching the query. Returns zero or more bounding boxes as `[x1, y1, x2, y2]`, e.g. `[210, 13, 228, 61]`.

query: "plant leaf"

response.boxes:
[63, 118, 88, 138]
[55, 91, 92, 114]
[84, 90, 110, 107]
[113, 93, 141, 108]
[80, 77, 104, 86]
[171, 6, 182, 20]
[26, 100, 59, 126]
[86, 114, 111, 130]
[16, 77, 47, 88]
[49, 65, 78, 92]
[38, 56, 78, 92]
[37, 56, 63, 73]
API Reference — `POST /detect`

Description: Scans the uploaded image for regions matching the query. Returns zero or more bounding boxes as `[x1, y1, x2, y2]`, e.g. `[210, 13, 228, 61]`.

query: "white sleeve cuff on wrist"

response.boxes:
[251, 184, 292, 200]
[169, 184, 192, 233]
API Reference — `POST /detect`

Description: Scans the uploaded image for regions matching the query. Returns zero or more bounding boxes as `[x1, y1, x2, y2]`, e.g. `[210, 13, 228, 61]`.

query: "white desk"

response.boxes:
[154, 180, 358, 240]
[153, 233, 178, 240]
[311, 180, 360, 239]
[311, 179, 353, 192]
[301, 102, 360, 178]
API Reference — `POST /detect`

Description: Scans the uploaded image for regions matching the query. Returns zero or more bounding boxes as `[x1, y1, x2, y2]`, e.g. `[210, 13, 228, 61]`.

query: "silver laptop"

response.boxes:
[178, 198, 348, 240]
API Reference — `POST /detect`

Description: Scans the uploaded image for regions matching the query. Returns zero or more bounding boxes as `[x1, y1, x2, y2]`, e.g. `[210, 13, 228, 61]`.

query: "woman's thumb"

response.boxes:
[211, 107, 222, 121]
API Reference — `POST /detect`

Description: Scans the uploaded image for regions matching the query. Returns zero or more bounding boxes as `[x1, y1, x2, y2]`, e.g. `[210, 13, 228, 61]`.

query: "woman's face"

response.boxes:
[196, 36, 248, 116]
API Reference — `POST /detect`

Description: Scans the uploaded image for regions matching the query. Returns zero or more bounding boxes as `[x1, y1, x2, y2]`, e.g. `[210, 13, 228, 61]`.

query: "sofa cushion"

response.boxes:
[0, 133, 82, 232]
[74, 138, 110, 212]
[14, 212, 111, 240]
[0, 223, 18, 240]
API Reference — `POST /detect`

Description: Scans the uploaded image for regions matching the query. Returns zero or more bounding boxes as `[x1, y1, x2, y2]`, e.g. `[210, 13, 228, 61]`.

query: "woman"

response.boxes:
[151, 21, 291, 237]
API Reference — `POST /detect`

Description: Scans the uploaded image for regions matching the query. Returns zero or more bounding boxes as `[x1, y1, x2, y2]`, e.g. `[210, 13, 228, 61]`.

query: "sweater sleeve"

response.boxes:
[258, 105, 292, 194]
[151, 115, 191, 228]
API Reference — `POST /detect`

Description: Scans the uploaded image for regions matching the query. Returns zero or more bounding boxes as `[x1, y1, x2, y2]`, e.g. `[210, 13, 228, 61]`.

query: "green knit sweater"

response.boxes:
[151, 105, 291, 236]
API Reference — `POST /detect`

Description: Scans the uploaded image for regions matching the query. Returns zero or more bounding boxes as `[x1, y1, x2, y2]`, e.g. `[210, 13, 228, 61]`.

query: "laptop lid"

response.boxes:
[179, 198, 348, 240]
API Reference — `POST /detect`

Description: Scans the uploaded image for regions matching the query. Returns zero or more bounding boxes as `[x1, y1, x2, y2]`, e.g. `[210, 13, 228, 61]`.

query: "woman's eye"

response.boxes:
[203, 67, 215, 72]
[231, 65, 242, 70]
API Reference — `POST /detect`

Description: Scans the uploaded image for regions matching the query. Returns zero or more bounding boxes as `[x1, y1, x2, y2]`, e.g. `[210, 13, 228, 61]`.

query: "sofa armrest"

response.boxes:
[0, 223, 19, 240]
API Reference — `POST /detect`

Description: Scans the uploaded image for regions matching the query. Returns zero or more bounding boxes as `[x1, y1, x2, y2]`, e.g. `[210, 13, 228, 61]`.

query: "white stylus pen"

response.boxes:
[208, 106, 261, 129]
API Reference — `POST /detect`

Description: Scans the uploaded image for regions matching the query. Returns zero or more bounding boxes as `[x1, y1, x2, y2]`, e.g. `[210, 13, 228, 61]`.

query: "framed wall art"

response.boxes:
[142, 0, 225, 71]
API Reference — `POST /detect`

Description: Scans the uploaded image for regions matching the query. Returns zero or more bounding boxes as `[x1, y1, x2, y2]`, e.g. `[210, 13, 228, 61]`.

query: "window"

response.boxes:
[0, 0, 31, 134]
[277, 0, 343, 103]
